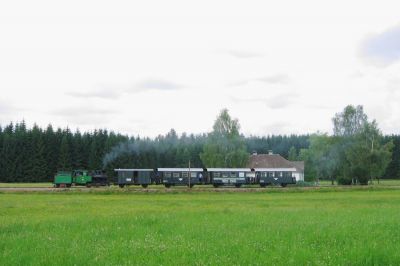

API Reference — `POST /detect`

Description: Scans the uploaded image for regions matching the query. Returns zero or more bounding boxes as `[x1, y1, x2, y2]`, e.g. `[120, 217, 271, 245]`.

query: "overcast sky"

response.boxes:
[1, 0, 400, 137]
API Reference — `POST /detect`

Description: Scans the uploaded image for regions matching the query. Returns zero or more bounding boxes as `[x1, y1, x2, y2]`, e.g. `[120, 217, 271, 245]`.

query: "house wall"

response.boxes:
[293, 172, 304, 182]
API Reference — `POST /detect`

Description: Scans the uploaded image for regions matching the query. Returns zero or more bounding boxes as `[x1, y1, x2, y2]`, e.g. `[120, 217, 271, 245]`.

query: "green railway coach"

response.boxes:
[53, 171, 73, 187]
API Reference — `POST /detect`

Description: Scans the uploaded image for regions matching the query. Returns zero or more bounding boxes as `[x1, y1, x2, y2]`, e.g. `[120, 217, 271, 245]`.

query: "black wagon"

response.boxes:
[157, 168, 205, 188]
[114, 169, 154, 188]
[255, 168, 297, 187]
[206, 168, 253, 188]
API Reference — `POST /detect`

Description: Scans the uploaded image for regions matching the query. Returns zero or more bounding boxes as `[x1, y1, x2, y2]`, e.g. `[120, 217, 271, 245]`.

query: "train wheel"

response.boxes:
[66, 184, 71, 188]
[260, 184, 266, 188]
[165, 184, 171, 188]
[235, 184, 242, 188]
[118, 184, 125, 188]
[141, 184, 148, 188]
[188, 184, 194, 188]
[86, 183, 91, 188]
[213, 184, 219, 188]
[280, 183, 287, 187]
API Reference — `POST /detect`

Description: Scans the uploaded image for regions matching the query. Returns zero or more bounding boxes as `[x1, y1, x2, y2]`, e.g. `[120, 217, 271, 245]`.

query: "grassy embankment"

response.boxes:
[1, 189, 400, 265]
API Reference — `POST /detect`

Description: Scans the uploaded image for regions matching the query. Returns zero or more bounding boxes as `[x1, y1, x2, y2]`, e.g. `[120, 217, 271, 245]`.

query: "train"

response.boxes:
[54, 167, 297, 188]
[53, 170, 109, 187]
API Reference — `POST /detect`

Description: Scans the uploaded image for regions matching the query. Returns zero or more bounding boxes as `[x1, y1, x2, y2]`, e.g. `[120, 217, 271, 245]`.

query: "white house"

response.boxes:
[247, 151, 305, 182]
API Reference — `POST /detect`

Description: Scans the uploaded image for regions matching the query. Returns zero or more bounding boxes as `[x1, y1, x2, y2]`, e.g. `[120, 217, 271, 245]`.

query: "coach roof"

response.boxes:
[157, 168, 204, 172]
[114, 169, 154, 171]
[206, 168, 253, 172]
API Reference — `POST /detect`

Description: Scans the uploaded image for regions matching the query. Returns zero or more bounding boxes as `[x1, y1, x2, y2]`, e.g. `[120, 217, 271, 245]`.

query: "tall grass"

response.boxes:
[1, 190, 400, 265]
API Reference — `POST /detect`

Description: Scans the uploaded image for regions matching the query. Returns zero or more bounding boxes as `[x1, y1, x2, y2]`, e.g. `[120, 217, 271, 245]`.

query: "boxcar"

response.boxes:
[157, 168, 205, 188]
[207, 168, 253, 188]
[115, 169, 154, 188]
[255, 168, 297, 187]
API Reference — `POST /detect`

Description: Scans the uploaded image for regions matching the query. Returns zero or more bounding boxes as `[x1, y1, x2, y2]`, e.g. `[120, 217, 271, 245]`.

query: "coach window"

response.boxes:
[182, 172, 189, 178]
[222, 172, 229, 178]
[262, 172, 267, 178]
[165, 172, 171, 178]
[214, 172, 220, 178]
[173, 172, 180, 178]
[190, 172, 197, 178]
[230, 172, 237, 178]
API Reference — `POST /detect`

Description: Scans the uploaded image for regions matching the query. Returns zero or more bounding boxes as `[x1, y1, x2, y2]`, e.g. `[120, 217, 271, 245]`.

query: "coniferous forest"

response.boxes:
[0, 120, 399, 182]
[0, 121, 310, 182]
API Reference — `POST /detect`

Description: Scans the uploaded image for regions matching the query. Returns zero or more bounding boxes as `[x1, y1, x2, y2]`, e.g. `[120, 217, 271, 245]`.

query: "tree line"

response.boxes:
[298, 105, 397, 184]
[0, 106, 399, 183]
[0, 121, 309, 183]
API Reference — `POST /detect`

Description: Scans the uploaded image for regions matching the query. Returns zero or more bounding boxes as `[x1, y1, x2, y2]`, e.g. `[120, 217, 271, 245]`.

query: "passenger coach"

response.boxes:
[255, 168, 296, 187]
[207, 168, 254, 188]
[157, 168, 205, 188]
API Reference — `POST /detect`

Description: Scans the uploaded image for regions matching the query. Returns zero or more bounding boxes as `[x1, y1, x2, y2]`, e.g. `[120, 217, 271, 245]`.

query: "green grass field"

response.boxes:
[0, 183, 53, 188]
[1, 189, 400, 265]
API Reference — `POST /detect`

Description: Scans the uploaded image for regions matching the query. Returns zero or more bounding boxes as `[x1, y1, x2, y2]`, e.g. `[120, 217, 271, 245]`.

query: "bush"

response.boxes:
[337, 177, 352, 185]
[357, 176, 369, 185]
[353, 166, 369, 185]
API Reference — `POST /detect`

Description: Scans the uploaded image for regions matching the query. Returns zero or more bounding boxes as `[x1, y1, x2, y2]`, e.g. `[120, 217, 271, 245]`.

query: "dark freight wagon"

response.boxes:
[207, 168, 253, 188]
[115, 169, 154, 188]
[255, 168, 296, 187]
[157, 168, 205, 188]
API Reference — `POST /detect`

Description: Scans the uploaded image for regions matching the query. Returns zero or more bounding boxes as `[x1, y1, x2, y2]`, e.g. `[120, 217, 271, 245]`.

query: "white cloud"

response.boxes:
[1, 0, 400, 136]
[360, 24, 400, 66]
[134, 79, 182, 92]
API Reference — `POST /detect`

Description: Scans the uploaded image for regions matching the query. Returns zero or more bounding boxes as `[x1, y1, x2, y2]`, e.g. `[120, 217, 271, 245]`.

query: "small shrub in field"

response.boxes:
[352, 166, 370, 185]
[357, 176, 369, 185]
[338, 177, 352, 185]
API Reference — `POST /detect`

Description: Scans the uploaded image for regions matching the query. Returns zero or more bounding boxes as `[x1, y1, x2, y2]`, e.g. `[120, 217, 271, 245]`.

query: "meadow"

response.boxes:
[1, 189, 400, 265]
